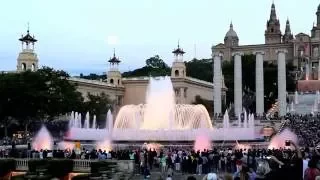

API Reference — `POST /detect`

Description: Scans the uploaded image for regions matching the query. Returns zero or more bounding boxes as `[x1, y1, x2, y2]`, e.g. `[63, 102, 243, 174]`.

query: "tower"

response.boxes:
[265, 2, 282, 44]
[282, 18, 293, 43]
[317, 4, 320, 27]
[107, 49, 122, 86]
[171, 41, 186, 78]
[224, 22, 239, 47]
[311, 4, 320, 39]
[17, 26, 39, 72]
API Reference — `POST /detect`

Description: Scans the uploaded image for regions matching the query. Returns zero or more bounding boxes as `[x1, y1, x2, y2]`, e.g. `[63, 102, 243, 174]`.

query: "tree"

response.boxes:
[83, 92, 113, 128]
[0, 67, 83, 135]
[122, 55, 171, 77]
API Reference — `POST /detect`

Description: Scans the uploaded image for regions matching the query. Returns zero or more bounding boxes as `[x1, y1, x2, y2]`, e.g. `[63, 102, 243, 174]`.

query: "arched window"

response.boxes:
[271, 28, 274, 33]
[31, 63, 35, 71]
[118, 79, 120, 85]
[21, 63, 26, 71]
[175, 70, 179, 77]
[110, 79, 114, 84]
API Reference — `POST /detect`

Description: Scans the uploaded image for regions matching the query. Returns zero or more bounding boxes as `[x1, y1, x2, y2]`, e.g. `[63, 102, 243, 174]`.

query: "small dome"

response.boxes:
[318, 4, 320, 11]
[225, 23, 238, 38]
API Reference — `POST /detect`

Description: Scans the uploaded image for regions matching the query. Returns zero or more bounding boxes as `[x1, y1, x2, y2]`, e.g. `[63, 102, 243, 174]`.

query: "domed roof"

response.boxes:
[318, 3, 320, 11]
[225, 23, 238, 38]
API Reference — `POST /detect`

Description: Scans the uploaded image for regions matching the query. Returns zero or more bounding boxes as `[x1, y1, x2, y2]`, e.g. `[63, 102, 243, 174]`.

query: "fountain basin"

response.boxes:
[65, 127, 256, 141]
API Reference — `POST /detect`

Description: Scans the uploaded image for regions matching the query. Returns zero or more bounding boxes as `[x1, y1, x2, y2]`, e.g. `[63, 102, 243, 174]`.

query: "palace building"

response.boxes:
[211, 2, 320, 116]
[9, 28, 226, 115]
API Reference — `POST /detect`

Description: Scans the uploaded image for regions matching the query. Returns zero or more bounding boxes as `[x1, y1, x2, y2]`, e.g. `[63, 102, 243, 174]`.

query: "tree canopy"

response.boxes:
[0, 67, 83, 133]
[122, 55, 171, 77]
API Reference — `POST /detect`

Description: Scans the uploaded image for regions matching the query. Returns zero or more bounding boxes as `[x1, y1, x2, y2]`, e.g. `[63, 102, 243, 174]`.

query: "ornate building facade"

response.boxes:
[212, 2, 320, 116]
[10, 29, 227, 115]
[213, 2, 320, 79]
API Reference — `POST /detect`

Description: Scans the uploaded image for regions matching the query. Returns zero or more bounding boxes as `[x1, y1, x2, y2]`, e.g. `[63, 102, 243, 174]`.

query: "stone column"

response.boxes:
[213, 52, 223, 115]
[276, 49, 288, 116]
[253, 51, 265, 115]
[318, 58, 320, 80]
[232, 52, 244, 116]
[180, 87, 184, 104]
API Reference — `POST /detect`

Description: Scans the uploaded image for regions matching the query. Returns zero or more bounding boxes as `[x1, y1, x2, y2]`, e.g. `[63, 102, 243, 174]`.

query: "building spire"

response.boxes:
[270, 1, 277, 21]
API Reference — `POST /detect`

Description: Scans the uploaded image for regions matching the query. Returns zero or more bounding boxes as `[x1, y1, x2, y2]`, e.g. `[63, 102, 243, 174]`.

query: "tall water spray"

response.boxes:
[114, 77, 213, 130]
[84, 112, 90, 129]
[32, 125, 53, 151]
[107, 110, 113, 131]
[244, 110, 248, 128]
[92, 115, 96, 129]
[142, 77, 176, 130]
[223, 110, 229, 128]
[295, 91, 299, 104]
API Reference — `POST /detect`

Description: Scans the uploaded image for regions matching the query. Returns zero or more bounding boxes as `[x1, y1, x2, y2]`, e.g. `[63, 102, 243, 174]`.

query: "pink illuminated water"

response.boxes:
[96, 138, 112, 152]
[57, 141, 75, 150]
[142, 77, 175, 130]
[194, 134, 212, 152]
[32, 125, 53, 150]
[268, 128, 298, 149]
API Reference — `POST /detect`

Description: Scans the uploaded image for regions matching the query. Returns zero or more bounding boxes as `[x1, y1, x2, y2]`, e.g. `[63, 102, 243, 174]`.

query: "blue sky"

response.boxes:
[0, 0, 319, 75]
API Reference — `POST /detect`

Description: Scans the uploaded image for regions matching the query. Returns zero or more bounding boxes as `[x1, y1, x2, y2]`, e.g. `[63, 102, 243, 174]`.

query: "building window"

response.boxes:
[271, 28, 274, 33]
[175, 70, 179, 77]
[184, 88, 187, 98]
[31, 63, 35, 71]
[110, 79, 114, 84]
[21, 63, 26, 71]
[118, 79, 120, 85]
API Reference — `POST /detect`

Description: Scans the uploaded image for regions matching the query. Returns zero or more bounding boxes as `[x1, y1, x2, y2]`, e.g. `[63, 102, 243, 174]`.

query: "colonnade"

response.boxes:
[213, 49, 288, 116]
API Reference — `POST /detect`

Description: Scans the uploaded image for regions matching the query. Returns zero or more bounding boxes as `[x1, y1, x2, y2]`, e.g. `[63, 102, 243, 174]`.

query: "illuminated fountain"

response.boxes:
[65, 76, 257, 142]
[32, 125, 53, 150]
[111, 76, 256, 141]
[268, 128, 298, 149]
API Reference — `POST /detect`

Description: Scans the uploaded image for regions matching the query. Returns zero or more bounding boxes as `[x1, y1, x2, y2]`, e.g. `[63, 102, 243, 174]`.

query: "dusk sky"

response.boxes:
[0, 0, 319, 75]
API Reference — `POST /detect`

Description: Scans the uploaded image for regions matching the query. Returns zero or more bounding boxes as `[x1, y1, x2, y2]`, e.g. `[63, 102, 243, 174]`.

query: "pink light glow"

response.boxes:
[32, 126, 53, 151]
[268, 128, 298, 149]
[194, 134, 212, 152]
[96, 139, 112, 152]
[142, 143, 163, 150]
[57, 141, 75, 150]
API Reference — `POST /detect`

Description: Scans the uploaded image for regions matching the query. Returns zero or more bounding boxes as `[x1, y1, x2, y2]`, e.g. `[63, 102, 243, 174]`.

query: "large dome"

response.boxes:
[225, 23, 238, 39]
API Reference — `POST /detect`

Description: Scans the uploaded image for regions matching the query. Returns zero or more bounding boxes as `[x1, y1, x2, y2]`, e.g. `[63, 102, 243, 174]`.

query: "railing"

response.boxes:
[3, 158, 134, 173]
[73, 159, 98, 172]
[15, 158, 28, 171]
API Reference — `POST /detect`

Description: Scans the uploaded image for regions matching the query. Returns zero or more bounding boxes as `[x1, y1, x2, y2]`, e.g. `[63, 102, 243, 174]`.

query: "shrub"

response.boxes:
[72, 174, 90, 180]
[28, 159, 48, 173]
[90, 161, 117, 174]
[48, 159, 73, 178]
[0, 159, 15, 177]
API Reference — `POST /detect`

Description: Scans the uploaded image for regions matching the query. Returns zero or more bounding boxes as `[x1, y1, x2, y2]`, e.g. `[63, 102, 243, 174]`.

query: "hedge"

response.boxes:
[0, 159, 15, 177]
[48, 159, 73, 178]
[90, 161, 117, 174]
[28, 159, 73, 178]
[28, 159, 49, 173]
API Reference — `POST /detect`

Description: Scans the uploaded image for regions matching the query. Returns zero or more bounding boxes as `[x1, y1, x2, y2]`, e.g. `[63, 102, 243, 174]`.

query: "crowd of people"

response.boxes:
[1, 140, 318, 180]
[285, 113, 320, 147]
[2, 113, 320, 179]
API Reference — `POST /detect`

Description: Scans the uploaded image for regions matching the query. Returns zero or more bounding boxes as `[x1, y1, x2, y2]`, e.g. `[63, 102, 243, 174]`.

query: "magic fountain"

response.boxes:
[65, 76, 257, 142]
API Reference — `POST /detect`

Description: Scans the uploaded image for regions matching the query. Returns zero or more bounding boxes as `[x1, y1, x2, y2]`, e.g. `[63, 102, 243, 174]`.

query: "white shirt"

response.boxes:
[303, 158, 310, 178]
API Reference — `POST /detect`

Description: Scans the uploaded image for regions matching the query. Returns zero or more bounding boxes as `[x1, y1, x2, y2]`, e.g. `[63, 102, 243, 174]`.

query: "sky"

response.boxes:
[0, 0, 319, 75]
